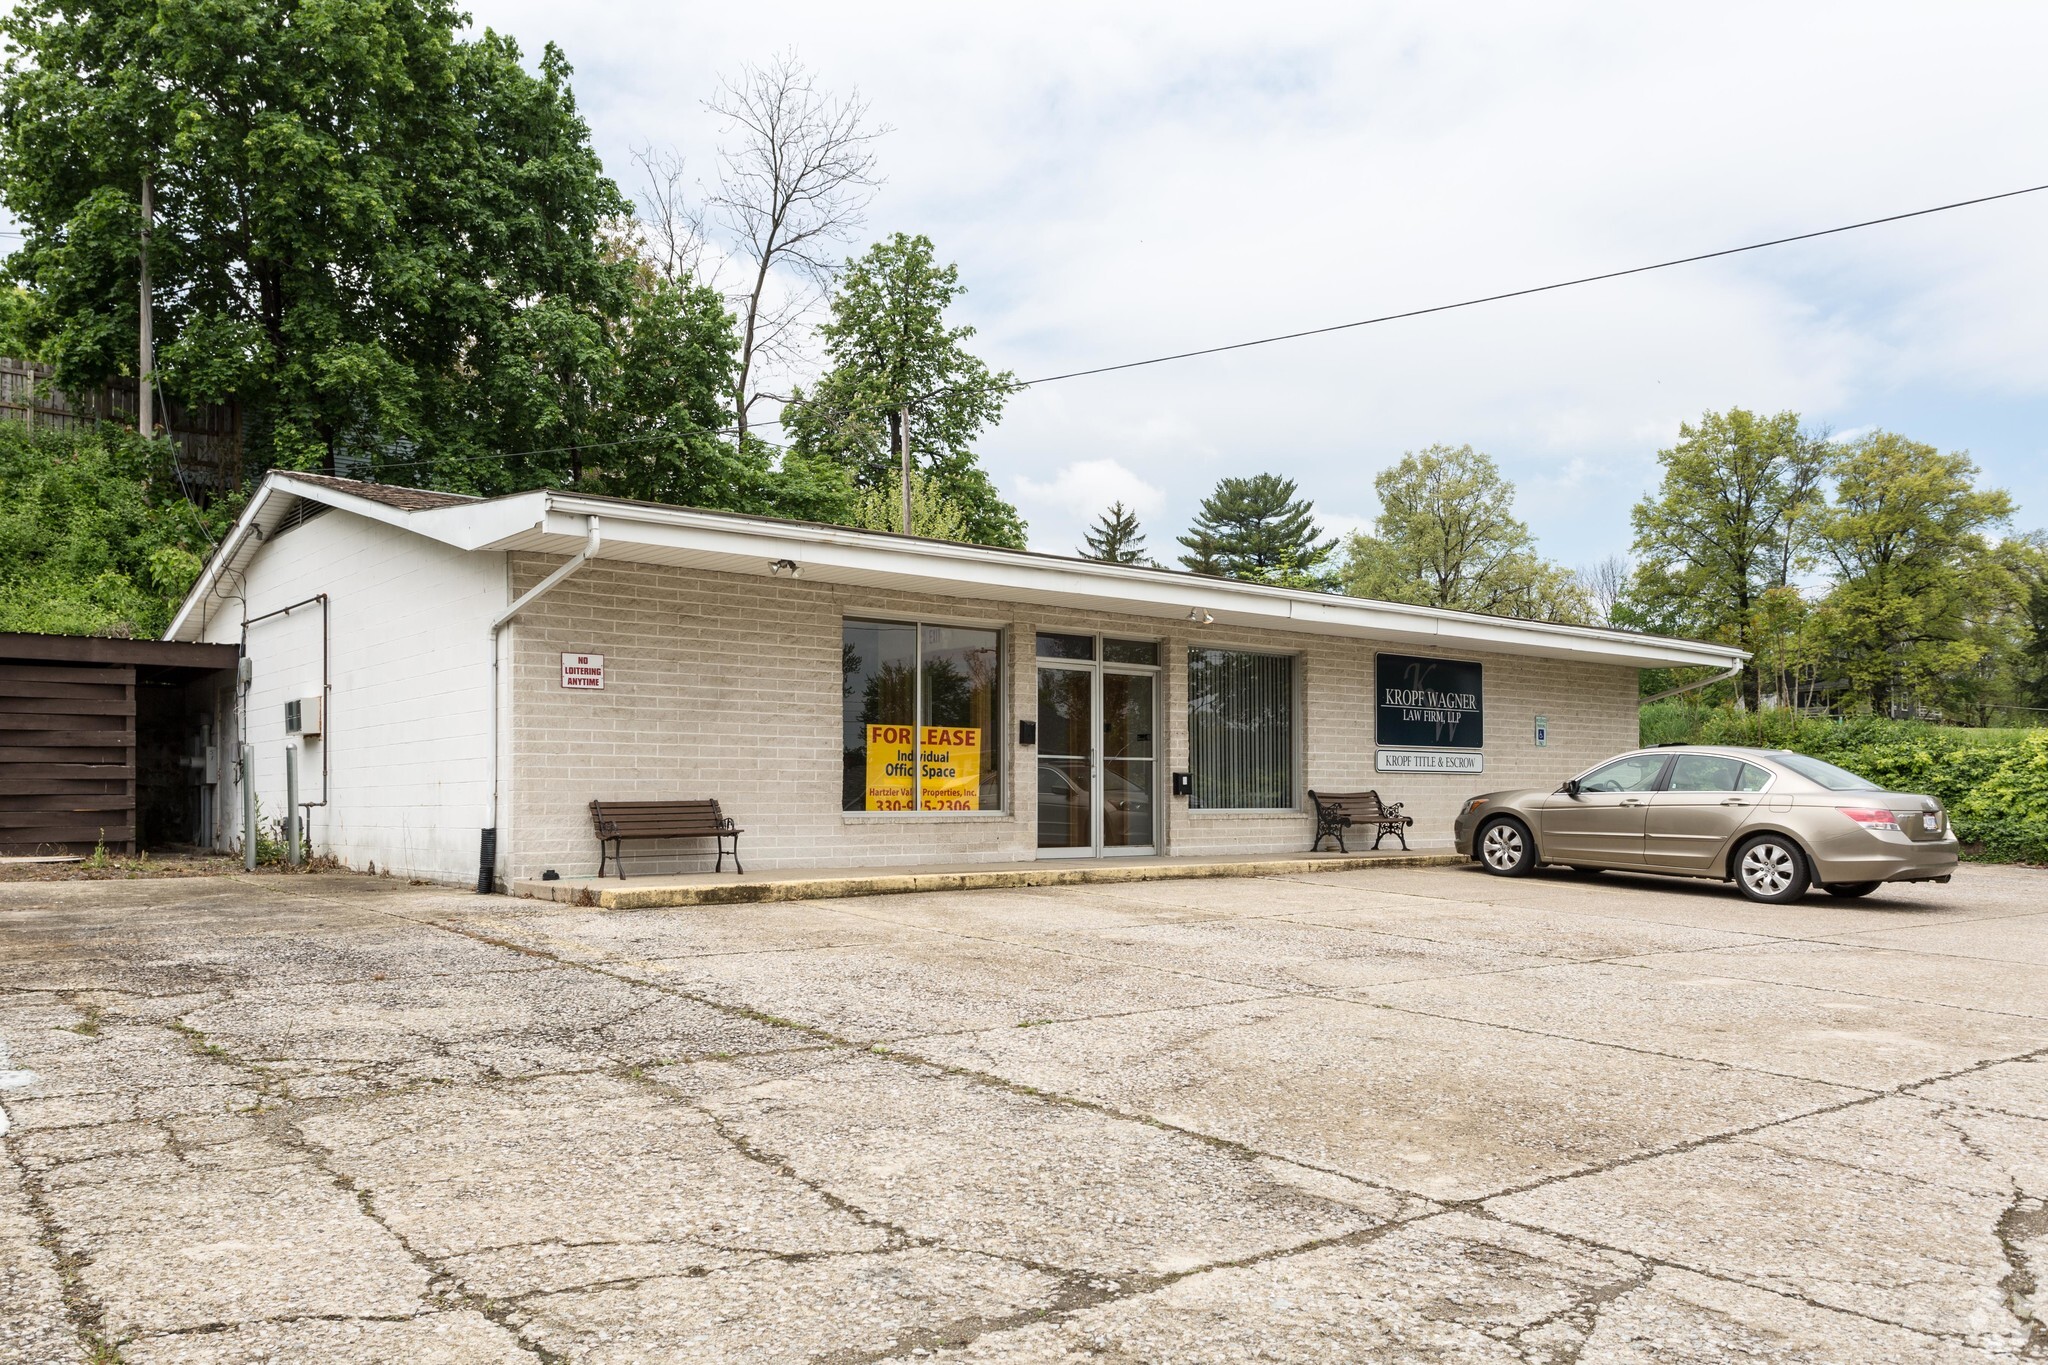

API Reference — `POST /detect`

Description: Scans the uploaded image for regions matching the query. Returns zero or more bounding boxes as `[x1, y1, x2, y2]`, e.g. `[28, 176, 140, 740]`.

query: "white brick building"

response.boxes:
[168, 473, 1743, 888]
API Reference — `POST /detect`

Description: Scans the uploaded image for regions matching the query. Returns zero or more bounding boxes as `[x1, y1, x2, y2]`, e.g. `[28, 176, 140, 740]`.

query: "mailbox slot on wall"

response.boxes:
[1018, 719, 1037, 747]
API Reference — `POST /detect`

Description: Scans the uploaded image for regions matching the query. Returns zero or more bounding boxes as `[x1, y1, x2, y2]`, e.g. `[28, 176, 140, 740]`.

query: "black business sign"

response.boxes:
[1375, 653, 1484, 749]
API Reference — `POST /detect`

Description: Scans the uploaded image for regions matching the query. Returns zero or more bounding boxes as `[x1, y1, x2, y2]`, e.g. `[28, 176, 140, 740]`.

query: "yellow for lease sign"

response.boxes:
[865, 725, 981, 811]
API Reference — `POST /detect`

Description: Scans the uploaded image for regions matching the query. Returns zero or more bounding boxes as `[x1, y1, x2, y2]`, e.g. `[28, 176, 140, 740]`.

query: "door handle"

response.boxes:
[1620, 798, 1644, 806]
[1719, 798, 1749, 807]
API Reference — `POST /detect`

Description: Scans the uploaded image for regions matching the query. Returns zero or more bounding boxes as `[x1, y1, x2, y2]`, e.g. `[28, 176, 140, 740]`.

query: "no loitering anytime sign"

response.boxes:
[561, 653, 605, 689]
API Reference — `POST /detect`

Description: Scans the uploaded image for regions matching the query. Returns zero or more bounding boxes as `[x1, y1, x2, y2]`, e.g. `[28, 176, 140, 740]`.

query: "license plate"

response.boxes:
[1923, 813, 1940, 832]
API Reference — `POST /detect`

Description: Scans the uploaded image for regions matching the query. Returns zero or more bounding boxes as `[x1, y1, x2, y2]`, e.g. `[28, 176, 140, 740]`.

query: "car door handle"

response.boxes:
[1620, 798, 1645, 806]
[1719, 798, 1750, 807]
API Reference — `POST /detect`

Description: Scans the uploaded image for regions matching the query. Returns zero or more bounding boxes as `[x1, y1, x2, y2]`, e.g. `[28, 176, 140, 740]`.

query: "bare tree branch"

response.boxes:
[707, 50, 886, 445]
[627, 143, 715, 286]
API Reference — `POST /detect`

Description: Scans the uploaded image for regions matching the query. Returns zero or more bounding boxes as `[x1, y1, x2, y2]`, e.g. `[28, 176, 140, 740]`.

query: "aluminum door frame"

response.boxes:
[1098, 663, 1158, 858]
[1034, 644, 1161, 860]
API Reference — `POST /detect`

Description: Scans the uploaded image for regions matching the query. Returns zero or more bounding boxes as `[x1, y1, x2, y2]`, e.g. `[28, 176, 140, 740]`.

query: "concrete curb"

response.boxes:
[512, 852, 1467, 910]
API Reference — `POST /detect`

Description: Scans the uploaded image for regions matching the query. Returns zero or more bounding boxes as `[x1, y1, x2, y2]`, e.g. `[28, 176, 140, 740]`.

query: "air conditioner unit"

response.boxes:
[284, 696, 323, 737]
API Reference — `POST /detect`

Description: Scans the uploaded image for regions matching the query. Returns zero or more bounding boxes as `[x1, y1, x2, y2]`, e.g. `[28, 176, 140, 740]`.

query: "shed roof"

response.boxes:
[168, 471, 1747, 672]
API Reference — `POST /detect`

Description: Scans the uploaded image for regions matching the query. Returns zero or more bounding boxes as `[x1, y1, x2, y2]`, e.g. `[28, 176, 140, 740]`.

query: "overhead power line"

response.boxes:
[169, 179, 2048, 481]
[1005, 181, 2048, 390]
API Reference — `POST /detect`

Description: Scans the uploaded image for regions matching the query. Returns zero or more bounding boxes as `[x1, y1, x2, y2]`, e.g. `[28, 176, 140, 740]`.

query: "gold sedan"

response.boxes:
[1451, 746, 1959, 903]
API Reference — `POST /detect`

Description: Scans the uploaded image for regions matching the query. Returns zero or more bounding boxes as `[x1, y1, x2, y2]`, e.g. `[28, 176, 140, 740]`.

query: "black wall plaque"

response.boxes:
[1375, 653, 1484, 749]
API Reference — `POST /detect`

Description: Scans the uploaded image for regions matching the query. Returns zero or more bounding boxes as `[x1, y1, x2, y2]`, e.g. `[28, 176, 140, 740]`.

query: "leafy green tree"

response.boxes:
[1629, 409, 1828, 706]
[848, 469, 971, 541]
[1080, 501, 1152, 564]
[0, 0, 658, 483]
[781, 233, 1024, 547]
[1176, 474, 1336, 588]
[0, 424, 235, 636]
[2015, 537, 2048, 711]
[1808, 432, 2015, 714]
[1341, 444, 1587, 621]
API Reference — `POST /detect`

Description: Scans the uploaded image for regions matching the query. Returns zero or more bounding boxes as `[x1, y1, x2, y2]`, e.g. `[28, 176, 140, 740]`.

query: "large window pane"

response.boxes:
[844, 621, 917, 811]
[844, 619, 1003, 813]
[1188, 649, 1295, 809]
[921, 625, 1002, 811]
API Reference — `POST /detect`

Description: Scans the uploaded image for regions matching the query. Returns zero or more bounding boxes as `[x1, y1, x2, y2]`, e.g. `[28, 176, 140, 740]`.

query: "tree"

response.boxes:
[1340, 443, 1586, 621]
[1080, 501, 1152, 564]
[0, 423, 235, 637]
[1574, 554, 1630, 627]
[849, 469, 971, 542]
[1629, 409, 1828, 707]
[782, 232, 1024, 546]
[1807, 432, 2015, 715]
[0, 2, 638, 479]
[1177, 474, 1337, 588]
[2015, 537, 2048, 711]
[707, 53, 884, 448]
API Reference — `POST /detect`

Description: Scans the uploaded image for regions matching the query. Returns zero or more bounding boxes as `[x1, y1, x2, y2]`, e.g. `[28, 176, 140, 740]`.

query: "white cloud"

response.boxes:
[468, 0, 2048, 554]
[1013, 458, 1166, 554]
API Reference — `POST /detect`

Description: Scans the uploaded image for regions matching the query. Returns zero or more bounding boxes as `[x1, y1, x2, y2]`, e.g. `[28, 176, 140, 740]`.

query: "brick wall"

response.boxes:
[502, 555, 1640, 880]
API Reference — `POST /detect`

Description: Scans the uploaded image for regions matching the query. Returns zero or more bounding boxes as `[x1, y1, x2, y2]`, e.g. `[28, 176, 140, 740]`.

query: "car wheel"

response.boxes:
[1476, 817, 1537, 877]
[1733, 834, 1811, 903]
[1823, 881, 1881, 899]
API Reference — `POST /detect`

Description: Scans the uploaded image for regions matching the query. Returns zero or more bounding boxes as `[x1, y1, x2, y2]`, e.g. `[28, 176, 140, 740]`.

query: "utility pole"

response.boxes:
[898, 402, 913, 535]
[138, 172, 153, 438]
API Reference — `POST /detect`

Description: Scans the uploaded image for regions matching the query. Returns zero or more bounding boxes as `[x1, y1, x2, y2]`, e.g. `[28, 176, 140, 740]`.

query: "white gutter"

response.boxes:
[478, 514, 601, 892]
[1641, 661, 1744, 703]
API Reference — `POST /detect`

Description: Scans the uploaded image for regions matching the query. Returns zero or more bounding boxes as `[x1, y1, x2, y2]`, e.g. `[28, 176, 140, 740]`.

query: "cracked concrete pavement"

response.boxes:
[2, 861, 2045, 1362]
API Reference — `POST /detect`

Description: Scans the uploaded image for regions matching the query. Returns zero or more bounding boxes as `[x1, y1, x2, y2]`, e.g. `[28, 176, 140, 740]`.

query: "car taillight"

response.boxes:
[1837, 806, 1900, 832]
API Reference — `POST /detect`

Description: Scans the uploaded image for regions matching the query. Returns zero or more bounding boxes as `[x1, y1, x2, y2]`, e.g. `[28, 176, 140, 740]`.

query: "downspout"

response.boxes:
[479, 514, 601, 893]
[1640, 661, 1744, 705]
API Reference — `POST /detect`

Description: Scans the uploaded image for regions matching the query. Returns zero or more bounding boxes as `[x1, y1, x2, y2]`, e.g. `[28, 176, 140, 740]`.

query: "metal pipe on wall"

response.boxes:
[285, 744, 301, 867]
[240, 743, 255, 871]
[480, 514, 602, 894]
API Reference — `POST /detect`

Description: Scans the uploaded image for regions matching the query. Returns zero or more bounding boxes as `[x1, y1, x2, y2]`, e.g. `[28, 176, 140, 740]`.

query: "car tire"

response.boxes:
[1476, 817, 1538, 877]
[1733, 834, 1811, 903]
[1823, 881, 1881, 899]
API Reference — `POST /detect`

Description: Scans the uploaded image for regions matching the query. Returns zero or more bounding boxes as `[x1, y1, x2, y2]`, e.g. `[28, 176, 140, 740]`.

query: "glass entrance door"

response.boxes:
[1036, 665, 1093, 853]
[1101, 671, 1156, 853]
[1035, 654, 1157, 857]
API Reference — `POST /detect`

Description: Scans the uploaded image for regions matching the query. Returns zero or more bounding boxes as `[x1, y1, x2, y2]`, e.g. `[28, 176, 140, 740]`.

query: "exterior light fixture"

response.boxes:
[769, 558, 800, 579]
[1188, 608, 1214, 625]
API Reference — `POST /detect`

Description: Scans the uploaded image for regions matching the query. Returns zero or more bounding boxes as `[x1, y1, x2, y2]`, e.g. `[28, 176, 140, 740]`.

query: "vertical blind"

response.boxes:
[1188, 649, 1295, 809]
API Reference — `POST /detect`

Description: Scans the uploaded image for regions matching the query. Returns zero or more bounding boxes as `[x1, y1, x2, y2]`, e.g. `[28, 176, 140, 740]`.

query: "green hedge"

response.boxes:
[1639, 706, 2048, 864]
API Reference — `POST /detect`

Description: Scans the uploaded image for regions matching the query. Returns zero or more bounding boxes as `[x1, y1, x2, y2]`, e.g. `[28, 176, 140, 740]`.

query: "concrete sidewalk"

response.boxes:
[511, 847, 1464, 908]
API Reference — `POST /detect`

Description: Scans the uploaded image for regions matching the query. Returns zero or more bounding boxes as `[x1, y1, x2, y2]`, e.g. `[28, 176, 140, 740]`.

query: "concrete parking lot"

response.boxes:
[1, 862, 2044, 1363]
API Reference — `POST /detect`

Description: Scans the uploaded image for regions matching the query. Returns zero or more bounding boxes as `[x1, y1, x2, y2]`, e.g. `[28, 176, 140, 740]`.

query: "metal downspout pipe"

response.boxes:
[479, 514, 601, 893]
[1640, 661, 1745, 704]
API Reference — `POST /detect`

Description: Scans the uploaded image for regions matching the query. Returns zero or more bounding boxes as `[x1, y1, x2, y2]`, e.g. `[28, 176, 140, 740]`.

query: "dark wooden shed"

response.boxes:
[0, 633, 239, 855]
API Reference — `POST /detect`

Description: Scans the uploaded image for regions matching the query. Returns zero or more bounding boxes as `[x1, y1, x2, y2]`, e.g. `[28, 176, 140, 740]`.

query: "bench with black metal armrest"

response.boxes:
[589, 799, 744, 879]
[1307, 789, 1413, 853]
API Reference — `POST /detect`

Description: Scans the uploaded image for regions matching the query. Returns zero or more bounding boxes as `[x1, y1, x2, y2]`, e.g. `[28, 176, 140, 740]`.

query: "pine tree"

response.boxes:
[1176, 475, 1337, 588]
[1079, 501, 1152, 564]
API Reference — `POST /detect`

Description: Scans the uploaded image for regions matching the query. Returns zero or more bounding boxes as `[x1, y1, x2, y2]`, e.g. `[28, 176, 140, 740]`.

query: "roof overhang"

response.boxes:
[170, 474, 1747, 671]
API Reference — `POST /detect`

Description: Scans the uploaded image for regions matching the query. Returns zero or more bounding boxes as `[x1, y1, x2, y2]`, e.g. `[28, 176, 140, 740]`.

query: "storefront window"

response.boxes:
[1188, 648, 1295, 809]
[843, 620, 1002, 812]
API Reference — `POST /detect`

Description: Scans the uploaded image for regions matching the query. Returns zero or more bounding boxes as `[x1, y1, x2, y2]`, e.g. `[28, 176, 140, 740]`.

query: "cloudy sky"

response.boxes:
[482, 2, 2046, 563]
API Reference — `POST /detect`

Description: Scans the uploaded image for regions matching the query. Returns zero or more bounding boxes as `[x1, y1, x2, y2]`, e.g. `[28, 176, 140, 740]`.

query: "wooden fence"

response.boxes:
[0, 661, 137, 855]
[0, 356, 241, 492]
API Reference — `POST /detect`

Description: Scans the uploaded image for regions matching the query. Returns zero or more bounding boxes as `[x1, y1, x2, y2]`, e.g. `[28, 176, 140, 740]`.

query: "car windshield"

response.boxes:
[1767, 750, 1882, 791]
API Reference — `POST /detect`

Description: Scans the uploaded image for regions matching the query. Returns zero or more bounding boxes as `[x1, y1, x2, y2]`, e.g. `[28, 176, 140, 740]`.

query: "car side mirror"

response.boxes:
[1560, 778, 1581, 798]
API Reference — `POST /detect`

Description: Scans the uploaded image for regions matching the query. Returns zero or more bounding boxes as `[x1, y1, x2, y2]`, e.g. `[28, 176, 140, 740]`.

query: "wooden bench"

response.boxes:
[1308, 789, 1412, 853]
[590, 799, 744, 879]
